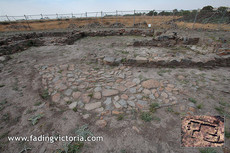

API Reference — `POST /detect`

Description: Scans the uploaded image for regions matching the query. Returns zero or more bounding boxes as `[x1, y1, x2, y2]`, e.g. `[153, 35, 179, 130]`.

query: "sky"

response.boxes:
[0, 0, 229, 16]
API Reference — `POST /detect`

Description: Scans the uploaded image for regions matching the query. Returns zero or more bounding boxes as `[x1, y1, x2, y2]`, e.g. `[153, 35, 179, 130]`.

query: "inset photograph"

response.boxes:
[181, 116, 224, 147]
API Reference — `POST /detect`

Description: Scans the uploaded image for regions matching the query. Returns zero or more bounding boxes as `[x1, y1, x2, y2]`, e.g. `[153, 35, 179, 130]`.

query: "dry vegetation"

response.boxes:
[1, 16, 229, 32]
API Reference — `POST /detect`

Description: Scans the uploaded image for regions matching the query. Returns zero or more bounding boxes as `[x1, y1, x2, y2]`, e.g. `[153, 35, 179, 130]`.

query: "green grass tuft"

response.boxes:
[188, 97, 197, 104]
[140, 112, 152, 122]
[73, 107, 78, 112]
[28, 114, 44, 125]
[157, 69, 172, 76]
[34, 101, 42, 106]
[166, 107, 174, 112]
[199, 148, 216, 153]
[197, 104, 203, 109]
[225, 130, 230, 139]
[149, 103, 159, 113]
[152, 116, 161, 121]
[88, 93, 93, 98]
[40, 89, 49, 100]
[117, 114, 124, 121]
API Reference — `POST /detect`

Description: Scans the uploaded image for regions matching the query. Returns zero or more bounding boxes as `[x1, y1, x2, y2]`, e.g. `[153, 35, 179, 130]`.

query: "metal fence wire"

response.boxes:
[0, 9, 229, 31]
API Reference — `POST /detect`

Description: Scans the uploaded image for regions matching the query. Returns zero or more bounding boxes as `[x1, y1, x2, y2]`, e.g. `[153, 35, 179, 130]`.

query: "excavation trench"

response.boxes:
[0, 29, 229, 68]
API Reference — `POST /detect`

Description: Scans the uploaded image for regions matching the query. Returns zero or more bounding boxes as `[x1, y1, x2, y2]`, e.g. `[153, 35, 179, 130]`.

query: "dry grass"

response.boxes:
[0, 16, 229, 32]
[176, 22, 230, 31]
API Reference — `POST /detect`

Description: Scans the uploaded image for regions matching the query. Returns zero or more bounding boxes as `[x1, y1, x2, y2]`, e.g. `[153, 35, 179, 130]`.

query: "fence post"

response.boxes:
[5, 15, 10, 21]
[24, 15, 31, 31]
[116, 10, 118, 23]
[85, 12, 87, 18]
[40, 14, 43, 19]
[151, 10, 154, 28]
[101, 11, 103, 25]
[192, 9, 198, 29]
[56, 13, 59, 19]
[171, 11, 175, 29]
[133, 10, 135, 27]
[71, 13, 73, 18]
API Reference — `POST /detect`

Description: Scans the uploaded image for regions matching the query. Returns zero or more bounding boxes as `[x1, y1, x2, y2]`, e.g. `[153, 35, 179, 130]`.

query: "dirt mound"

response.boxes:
[109, 22, 125, 28]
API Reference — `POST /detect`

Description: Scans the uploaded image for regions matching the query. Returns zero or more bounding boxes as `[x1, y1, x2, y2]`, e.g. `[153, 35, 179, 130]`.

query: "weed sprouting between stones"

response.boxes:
[117, 114, 124, 121]
[40, 89, 50, 100]
[88, 93, 94, 98]
[149, 102, 159, 113]
[73, 107, 78, 112]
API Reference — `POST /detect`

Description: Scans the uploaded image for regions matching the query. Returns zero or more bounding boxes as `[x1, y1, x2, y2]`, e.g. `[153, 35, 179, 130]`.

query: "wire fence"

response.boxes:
[0, 9, 229, 31]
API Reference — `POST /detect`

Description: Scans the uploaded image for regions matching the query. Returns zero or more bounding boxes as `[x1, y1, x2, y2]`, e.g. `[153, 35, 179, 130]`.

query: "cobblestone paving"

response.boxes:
[36, 64, 182, 116]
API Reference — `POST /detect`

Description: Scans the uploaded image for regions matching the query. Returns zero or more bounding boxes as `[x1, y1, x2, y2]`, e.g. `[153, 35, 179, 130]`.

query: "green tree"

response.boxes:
[147, 10, 158, 16]
[217, 6, 228, 13]
[201, 5, 214, 12]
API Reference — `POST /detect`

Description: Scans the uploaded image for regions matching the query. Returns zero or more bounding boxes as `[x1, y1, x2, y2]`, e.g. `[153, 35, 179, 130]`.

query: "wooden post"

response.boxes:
[133, 10, 135, 27]
[85, 12, 87, 18]
[56, 13, 59, 19]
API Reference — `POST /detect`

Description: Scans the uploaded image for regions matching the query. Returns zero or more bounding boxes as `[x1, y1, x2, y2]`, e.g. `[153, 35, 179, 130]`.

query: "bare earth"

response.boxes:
[0, 29, 230, 153]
